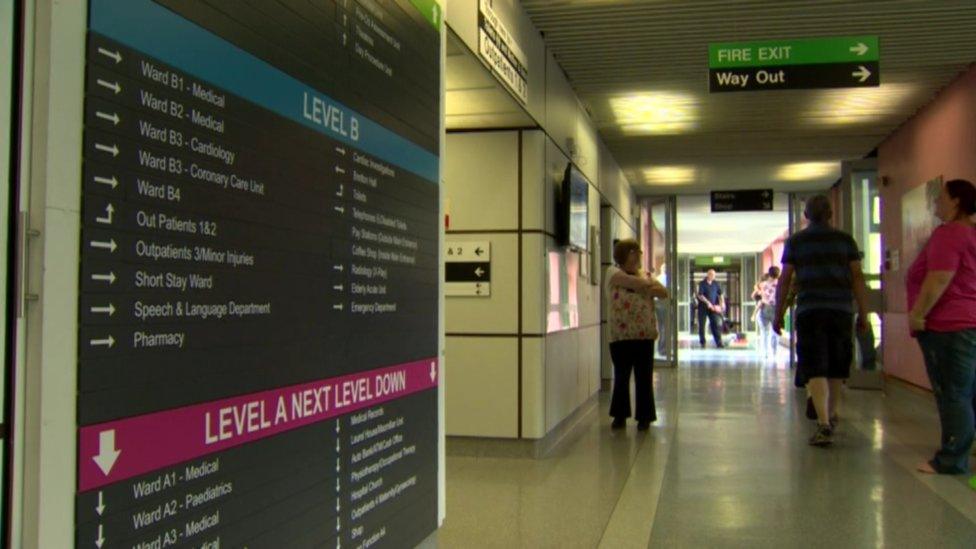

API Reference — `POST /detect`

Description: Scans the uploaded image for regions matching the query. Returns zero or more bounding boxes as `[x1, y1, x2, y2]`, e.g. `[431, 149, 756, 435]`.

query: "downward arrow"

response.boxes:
[95, 524, 106, 548]
[430, 362, 437, 382]
[97, 46, 122, 64]
[852, 65, 872, 83]
[849, 42, 869, 56]
[96, 491, 106, 516]
[93, 430, 121, 476]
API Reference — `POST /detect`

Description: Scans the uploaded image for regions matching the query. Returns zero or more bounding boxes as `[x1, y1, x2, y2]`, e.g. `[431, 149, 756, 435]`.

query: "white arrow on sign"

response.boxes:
[93, 175, 119, 189]
[335, 166, 346, 175]
[474, 267, 485, 278]
[96, 491, 106, 516]
[97, 46, 122, 64]
[333, 303, 344, 311]
[90, 239, 118, 252]
[96, 78, 122, 94]
[849, 42, 869, 56]
[96, 524, 106, 548]
[95, 203, 115, 225]
[90, 304, 116, 316]
[90, 335, 115, 348]
[91, 272, 117, 285]
[333, 264, 345, 272]
[94, 142, 119, 157]
[335, 146, 347, 156]
[334, 206, 345, 215]
[93, 430, 121, 475]
[95, 111, 120, 126]
[852, 65, 872, 83]
[429, 362, 437, 382]
[333, 284, 344, 292]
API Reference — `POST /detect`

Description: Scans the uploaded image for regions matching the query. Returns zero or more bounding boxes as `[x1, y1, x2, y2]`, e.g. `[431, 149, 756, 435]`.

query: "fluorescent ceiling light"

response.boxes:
[804, 83, 914, 126]
[610, 92, 698, 135]
[776, 161, 837, 182]
[642, 165, 697, 185]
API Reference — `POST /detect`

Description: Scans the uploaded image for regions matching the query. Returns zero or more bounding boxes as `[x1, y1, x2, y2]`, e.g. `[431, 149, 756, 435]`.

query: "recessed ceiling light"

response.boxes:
[642, 165, 697, 185]
[776, 162, 837, 181]
[804, 83, 914, 126]
[610, 92, 699, 135]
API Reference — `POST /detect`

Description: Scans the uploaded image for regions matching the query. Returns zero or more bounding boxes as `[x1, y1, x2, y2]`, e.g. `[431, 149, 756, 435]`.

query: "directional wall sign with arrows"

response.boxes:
[711, 189, 775, 212]
[445, 241, 491, 297]
[708, 36, 879, 92]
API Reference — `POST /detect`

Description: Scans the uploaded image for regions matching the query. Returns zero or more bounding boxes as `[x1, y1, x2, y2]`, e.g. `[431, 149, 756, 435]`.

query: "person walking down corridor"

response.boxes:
[906, 179, 976, 475]
[774, 195, 870, 447]
[605, 239, 670, 431]
[697, 269, 725, 348]
[755, 267, 781, 360]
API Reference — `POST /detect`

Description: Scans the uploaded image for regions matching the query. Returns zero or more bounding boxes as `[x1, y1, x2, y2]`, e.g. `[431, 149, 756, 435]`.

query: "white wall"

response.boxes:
[443, 0, 640, 440]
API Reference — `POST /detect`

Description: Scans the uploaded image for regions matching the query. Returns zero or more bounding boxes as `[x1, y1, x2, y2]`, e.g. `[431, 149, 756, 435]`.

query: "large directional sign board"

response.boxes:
[709, 36, 879, 92]
[77, 1, 441, 548]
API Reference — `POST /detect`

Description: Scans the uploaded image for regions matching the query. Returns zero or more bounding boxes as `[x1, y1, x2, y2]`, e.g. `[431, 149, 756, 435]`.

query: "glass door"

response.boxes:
[643, 197, 678, 368]
[841, 159, 884, 389]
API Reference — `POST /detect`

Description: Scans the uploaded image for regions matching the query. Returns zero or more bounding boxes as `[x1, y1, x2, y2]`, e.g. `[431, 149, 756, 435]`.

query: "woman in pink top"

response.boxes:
[906, 179, 976, 474]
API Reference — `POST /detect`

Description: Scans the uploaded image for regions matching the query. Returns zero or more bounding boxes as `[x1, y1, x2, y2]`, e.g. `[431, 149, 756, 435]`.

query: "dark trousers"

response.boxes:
[609, 340, 656, 422]
[917, 329, 976, 474]
[698, 307, 724, 347]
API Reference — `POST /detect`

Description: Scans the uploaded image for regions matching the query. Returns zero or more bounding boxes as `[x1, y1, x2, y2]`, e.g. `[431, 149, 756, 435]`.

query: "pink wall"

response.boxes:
[760, 230, 788, 274]
[878, 64, 976, 388]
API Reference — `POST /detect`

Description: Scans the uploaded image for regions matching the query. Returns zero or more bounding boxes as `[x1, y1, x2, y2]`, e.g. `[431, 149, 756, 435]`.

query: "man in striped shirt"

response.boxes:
[773, 195, 869, 447]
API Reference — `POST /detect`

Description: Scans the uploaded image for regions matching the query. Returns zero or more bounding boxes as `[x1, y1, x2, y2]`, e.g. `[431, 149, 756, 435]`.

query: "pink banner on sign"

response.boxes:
[78, 358, 439, 492]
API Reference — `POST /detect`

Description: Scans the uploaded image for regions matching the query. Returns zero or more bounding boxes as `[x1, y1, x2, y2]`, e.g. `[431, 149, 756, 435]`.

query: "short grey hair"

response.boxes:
[804, 195, 832, 224]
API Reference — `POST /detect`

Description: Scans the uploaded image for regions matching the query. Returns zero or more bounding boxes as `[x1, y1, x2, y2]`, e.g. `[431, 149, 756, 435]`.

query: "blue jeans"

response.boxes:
[917, 329, 976, 474]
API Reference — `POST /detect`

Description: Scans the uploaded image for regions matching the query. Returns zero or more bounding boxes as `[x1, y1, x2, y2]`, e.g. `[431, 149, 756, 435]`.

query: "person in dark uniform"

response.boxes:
[696, 269, 725, 348]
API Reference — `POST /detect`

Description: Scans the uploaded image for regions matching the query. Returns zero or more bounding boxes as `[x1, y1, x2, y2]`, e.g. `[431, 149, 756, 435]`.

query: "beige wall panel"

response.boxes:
[445, 132, 518, 232]
[544, 329, 580, 431]
[521, 129, 546, 232]
[445, 337, 519, 438]
[544, 51, 577, 158]
[520, 337, 545, 439]
[574, 103, 601, 186]
[521, 233, 546, 335]
[579, 325, 603, 397]
[446, 233, 518, 334]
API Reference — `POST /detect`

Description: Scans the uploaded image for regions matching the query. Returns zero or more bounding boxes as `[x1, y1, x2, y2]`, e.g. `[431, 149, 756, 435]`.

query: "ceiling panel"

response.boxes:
[523, 0, 976, 193]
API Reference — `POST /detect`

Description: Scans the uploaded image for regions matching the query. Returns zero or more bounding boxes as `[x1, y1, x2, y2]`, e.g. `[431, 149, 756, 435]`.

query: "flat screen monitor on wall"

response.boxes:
[560, 164, 589, 251]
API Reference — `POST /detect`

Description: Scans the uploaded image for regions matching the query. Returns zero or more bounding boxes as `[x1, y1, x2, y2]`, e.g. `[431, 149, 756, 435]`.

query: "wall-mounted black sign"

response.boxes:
[711, 189, 774, 212]
[77, 0, 441, 547]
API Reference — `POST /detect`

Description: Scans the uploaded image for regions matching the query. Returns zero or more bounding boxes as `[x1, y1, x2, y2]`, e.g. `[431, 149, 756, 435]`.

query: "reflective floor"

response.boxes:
[437, 353, 976, 548]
